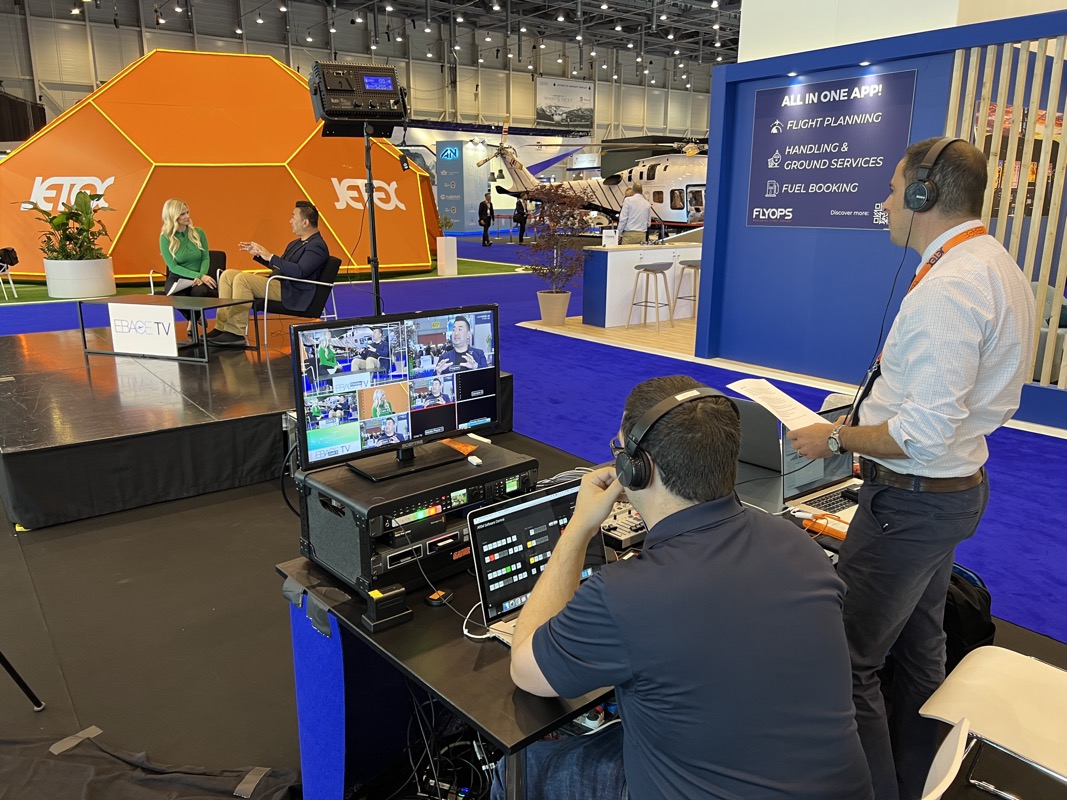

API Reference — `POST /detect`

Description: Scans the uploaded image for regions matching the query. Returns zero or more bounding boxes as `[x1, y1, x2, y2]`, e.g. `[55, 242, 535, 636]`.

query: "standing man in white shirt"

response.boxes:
[617, 182, 653, 245]
[788, 137, 1035, 800]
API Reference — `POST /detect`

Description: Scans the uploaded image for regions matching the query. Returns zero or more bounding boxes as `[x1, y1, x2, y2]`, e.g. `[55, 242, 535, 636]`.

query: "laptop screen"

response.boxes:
[467, 480, 606, 625]
[782, 405, 854, 503]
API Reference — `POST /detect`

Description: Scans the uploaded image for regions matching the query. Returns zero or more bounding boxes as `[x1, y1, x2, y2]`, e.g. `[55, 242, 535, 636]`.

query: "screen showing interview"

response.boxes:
[297, 310, 498, 465]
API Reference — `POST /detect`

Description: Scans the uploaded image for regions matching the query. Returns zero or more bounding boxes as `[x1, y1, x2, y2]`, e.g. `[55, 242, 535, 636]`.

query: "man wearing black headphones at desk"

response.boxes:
[788, 138, 1035, 800]
[503, 376, 872, 800]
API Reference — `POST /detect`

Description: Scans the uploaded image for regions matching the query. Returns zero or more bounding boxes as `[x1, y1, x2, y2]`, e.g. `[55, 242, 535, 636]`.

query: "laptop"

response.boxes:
[467, 480, 607, 646]
[781, 405, 862, 524]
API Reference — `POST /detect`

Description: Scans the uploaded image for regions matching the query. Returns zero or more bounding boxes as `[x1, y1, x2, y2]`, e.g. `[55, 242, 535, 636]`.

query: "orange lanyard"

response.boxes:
[853, 224, 989, 422]
[906, 225, 987, 293]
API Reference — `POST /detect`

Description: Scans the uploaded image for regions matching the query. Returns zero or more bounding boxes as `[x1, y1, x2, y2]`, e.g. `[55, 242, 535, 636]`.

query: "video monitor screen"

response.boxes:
[291, 305, 500, 470]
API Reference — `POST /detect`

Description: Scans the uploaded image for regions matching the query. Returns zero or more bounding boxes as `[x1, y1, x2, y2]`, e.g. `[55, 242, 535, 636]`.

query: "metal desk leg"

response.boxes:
[504, 749, 526, 800]
[77, 301, 88, 352]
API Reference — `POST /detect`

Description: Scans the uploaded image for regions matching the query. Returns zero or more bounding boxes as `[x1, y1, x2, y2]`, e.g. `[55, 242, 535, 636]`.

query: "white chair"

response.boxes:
[920, 646, 1067, 798]
[921, 718, 971, 800]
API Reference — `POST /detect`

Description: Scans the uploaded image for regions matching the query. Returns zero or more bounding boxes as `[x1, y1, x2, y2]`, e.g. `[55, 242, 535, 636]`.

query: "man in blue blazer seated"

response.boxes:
[209, 200, 330, 346]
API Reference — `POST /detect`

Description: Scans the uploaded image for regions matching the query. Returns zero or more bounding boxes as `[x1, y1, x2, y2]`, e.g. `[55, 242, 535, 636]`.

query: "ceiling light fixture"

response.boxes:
[686, 82, 691, 88]
[626, 41, 633, 48]
[71, 3, 81, 14]
[305, 30, 312, 41]
[174, 1, 182, 12]
[329, 21, 336, 32]
[235, 23, 242, 33]
[714, 40, 721, 47]
[556, 9, 565, 21]
[278, 2, 286, 11]
[256, 12, 263, 22]
[424, 21, 431, 32]
[355, 12, 363, 22]
[575, 32, 582, 41]
[600, 1, 608, 8]
[660, 12, 667, 20]
[426, 48, 433, 57]
[485, 32, 491, 41]
[716, 55, 722, 61]
[667, 30, 674, 40]
[384, 2, 393, 10]
[455, 11, 463, 22]
[787, 71, 797, 76]
[614, 20, 622, 31]
[859, 60, 871, 66]
[492, 1, 501, 9]
[519, 21, 526, 32]
[478, 55, 485, 62]
[556, 54, 563, 63]
[539, 38, 545, 48]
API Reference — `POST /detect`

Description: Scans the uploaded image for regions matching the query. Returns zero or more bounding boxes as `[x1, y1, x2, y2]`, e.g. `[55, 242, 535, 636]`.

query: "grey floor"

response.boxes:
[2, 476, 1066, 798]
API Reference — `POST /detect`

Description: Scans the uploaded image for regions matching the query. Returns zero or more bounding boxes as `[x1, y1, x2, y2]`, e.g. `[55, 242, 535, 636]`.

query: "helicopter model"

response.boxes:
[477, 131, 709, 226]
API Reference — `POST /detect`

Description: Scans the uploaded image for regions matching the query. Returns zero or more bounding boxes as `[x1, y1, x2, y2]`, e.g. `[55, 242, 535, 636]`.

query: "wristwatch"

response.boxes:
[827, 424, 847, 455]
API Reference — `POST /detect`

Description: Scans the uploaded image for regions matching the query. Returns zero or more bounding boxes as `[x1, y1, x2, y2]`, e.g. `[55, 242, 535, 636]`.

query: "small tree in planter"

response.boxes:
[24, 190, 116, 298]
[523, 183, 594, 325]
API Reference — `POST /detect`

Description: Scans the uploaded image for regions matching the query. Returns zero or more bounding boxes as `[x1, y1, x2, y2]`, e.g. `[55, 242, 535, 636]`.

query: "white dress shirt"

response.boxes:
[859, 221, 1036, 477]
[618, 193, 653, 233]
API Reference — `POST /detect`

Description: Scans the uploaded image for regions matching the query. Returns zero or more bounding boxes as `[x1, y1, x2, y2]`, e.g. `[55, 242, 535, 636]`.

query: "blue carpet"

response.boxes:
[4, 273, 1065, 644]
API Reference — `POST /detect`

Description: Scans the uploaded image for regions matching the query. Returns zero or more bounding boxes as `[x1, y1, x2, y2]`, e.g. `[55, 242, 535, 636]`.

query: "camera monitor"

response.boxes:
[291, 305, 500, 481]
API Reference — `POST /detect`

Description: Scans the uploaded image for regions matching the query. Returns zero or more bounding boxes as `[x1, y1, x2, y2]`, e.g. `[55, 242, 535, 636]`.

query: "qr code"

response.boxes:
[873, 203, 889, 226]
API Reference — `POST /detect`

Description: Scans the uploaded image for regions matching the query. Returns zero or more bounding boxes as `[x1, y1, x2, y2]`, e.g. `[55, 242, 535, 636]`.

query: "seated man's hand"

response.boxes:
[568, 467, 623, 540]
[238, 241, 273, 261]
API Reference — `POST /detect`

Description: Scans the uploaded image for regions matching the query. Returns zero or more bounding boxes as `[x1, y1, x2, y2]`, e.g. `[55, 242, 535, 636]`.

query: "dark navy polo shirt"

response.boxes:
[531, 495, 873, 800]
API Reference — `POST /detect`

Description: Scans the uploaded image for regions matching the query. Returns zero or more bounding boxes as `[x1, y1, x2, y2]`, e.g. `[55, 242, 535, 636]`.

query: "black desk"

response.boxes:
[77, 294, 261, 363]
[279, 432, 609, 800]
[278, 434, 794, 799]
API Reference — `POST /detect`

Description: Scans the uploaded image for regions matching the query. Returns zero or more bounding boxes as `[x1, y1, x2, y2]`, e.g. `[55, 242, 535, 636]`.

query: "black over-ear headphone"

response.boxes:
[615, 387, 740, 491]
[903, 137, 964, 213]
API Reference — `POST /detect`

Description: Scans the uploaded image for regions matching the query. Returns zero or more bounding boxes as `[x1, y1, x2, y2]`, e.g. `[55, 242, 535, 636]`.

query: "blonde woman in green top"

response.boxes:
[160, 198, 217, 333]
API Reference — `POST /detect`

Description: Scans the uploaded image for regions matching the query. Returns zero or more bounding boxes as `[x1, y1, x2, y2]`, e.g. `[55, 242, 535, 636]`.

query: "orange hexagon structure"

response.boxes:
[0, 49, 439, 284]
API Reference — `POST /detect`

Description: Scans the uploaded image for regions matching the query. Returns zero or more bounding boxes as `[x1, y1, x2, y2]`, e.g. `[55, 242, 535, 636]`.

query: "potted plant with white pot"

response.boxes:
[24, 190, 116, 299]
[436, 213, 458, 276]
[522, 183, 593, 325]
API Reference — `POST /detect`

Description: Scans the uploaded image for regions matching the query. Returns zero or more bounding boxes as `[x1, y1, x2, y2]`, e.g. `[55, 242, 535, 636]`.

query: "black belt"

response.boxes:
[858, 457, 984, 493]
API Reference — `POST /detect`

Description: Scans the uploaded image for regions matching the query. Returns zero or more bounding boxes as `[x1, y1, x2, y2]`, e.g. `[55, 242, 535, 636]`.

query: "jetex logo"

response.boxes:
[332, 178, 407, 211]
[24, 176, 115, 211]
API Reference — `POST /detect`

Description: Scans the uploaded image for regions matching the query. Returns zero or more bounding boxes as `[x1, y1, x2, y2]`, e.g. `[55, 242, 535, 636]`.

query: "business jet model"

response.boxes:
[477, 132, 709, 226]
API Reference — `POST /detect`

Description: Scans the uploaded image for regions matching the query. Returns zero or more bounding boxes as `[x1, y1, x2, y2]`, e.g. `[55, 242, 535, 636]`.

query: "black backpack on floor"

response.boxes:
[944, 564, 996, 671]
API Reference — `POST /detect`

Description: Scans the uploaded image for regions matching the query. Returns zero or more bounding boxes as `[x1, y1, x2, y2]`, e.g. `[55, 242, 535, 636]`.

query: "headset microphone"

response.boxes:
[903, 137, 963, 213]
[615, 388, 739, 492]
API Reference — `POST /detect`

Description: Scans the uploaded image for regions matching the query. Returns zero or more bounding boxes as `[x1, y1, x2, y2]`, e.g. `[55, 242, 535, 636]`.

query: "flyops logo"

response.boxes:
[331, 178, 407, 211]
[23, 176, 115, 211]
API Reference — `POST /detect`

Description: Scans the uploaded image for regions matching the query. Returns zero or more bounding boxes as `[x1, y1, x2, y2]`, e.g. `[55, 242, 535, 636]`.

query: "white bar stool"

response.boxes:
[673, 259, 700, 315]
[627, 261, 674, 330]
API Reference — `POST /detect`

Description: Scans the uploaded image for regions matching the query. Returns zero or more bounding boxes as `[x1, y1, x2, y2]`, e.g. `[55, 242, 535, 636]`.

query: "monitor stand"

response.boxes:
[346, 441, 466, 482]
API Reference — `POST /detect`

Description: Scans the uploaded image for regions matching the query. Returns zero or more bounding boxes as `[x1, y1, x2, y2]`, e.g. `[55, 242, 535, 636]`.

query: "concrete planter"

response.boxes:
[44, 257, 116, 299]
[537, 290, 571, 326]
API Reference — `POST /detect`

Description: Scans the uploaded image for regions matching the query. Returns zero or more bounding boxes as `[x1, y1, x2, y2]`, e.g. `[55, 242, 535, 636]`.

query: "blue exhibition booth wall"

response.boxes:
[698, 11, 1067, 427]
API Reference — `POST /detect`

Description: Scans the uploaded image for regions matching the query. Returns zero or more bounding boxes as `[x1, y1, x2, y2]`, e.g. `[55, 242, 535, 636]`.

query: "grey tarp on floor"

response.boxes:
[0, 733, 298, 799]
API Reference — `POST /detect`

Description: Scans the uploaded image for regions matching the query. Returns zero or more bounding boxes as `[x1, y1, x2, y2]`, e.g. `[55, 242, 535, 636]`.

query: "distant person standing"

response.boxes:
[514, 194, 529, 244]
[478, 192, 494, 246]
[617, 183, 653, 245]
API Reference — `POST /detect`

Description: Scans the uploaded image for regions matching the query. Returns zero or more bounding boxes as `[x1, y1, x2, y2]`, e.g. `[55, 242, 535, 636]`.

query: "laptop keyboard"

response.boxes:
[806, 490, 857, 514]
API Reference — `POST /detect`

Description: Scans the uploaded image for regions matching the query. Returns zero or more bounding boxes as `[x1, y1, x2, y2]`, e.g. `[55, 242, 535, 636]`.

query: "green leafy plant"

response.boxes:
[438, 214, 455, 231]
[24, 190, 113, 260]
[522, 183, 594, 294]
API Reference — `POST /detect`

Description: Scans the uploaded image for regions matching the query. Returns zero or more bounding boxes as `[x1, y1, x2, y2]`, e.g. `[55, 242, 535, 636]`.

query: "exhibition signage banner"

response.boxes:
[747, 70, 916, 229]
[109, 303, 179, 357]
[536, 77, 594, 129]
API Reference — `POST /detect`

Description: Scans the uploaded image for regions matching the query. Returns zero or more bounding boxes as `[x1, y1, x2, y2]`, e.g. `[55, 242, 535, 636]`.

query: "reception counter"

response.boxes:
[582, 242, 703, 327]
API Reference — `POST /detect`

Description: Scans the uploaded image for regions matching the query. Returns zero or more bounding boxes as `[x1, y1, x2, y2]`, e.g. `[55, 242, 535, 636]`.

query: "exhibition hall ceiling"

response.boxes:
[331, 0, 741, 66]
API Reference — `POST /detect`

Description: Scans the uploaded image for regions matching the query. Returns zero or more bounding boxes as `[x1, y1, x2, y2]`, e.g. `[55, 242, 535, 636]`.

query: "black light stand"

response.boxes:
[1, 648, 45, 711]
[363, 126, 383, 316]
[308, 62, 409, 318]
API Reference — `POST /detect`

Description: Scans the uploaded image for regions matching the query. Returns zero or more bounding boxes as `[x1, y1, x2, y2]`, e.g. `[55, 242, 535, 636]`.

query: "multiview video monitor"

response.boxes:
[291, 304, 500, 481]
